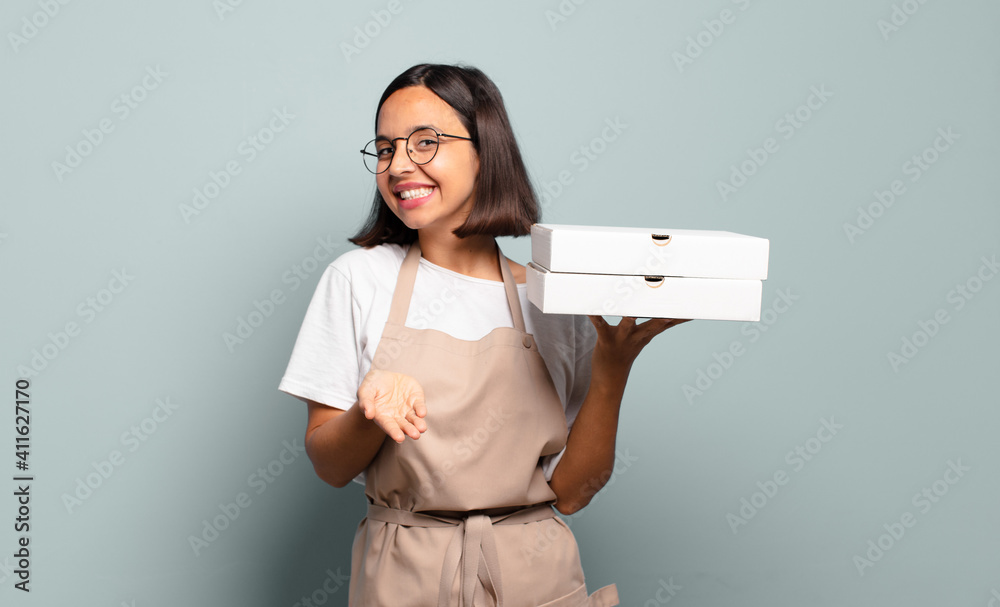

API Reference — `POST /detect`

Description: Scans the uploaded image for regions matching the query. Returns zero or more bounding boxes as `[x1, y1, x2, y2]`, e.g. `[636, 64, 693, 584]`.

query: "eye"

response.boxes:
[414, 138, 437, 149]
[375, 145, 393, 157]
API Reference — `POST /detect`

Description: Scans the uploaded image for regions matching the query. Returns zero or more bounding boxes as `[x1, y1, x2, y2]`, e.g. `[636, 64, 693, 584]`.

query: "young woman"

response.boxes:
[279, 63, 688, 606]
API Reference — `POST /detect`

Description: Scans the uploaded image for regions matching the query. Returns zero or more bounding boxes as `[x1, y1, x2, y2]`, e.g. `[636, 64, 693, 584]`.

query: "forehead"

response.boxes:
[376, 86, 464, 138]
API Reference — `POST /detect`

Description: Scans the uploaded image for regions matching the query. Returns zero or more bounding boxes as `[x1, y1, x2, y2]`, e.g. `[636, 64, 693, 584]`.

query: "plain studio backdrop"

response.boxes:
[2, 1, 998, 606]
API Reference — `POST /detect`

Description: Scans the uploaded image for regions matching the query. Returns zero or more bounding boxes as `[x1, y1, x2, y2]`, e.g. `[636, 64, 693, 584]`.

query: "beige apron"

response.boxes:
[348, 239, 619, 606]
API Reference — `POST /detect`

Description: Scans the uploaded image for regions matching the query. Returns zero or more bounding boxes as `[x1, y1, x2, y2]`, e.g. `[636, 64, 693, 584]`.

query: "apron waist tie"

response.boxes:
[366, 502, 557, 607]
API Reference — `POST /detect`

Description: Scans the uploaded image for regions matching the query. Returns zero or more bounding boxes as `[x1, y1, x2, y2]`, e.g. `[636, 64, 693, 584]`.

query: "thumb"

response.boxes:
[357, 381, 377, 419]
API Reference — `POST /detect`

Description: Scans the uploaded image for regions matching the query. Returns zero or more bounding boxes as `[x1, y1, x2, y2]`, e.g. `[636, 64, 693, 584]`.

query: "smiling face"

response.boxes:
[375, 85, 479, 237]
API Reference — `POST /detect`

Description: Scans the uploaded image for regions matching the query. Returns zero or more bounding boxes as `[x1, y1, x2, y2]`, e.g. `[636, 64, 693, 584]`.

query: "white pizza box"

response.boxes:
[526, 263, 764, 321]
[530, 224, 769, 280]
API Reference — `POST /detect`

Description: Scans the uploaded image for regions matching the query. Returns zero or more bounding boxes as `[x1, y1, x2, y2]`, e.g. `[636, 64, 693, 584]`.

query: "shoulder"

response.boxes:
[505, 257, 527, 285]
[307, 243, 407, 308]
[329, 242, 407, 281]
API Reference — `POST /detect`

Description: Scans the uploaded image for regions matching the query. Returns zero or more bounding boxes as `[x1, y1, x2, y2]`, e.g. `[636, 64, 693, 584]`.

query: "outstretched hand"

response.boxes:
[587, 316, 691, 375]
[357, 369, 427, 443]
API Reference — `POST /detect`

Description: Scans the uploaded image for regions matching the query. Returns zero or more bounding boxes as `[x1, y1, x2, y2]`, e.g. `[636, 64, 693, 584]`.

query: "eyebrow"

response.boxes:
[374, 124, 439, 141]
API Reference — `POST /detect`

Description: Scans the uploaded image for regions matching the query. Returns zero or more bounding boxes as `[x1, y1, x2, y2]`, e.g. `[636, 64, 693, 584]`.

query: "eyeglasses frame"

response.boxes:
[360, 127, 474, 174]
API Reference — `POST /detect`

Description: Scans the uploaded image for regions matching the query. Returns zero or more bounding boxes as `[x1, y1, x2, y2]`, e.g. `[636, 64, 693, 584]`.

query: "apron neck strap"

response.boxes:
[387, 239, 526, 333]
[496, 241, 527, 333]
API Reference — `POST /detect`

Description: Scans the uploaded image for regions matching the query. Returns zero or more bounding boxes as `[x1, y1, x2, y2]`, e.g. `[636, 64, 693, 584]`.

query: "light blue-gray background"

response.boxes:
[2, 0, 998, 605]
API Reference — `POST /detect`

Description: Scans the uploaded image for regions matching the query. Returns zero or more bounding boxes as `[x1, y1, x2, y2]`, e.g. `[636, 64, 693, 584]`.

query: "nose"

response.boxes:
[387, 138, 415, 176]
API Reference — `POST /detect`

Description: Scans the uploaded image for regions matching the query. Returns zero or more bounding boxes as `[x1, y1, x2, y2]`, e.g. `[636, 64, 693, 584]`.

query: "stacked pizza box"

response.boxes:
[526, 224, 770, 321]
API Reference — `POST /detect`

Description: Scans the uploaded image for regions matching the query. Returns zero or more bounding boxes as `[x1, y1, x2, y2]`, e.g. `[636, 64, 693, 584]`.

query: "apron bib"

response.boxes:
[347, 239, 619, 606]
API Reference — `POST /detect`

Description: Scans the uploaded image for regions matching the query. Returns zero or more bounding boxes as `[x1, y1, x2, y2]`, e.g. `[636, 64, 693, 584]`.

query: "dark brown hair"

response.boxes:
[349, 63, 538, 247]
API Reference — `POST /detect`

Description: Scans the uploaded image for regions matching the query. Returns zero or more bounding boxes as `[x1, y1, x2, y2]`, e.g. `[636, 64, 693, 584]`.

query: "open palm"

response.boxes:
[357, 369, 428, 443]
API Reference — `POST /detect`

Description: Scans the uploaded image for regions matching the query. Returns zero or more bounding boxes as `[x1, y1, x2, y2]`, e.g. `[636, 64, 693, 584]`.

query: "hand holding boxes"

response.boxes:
[526, 224, 770, 321]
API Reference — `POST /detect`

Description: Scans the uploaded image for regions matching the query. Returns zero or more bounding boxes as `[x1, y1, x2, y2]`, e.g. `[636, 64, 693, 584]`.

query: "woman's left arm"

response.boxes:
[548, 316, 690, 515]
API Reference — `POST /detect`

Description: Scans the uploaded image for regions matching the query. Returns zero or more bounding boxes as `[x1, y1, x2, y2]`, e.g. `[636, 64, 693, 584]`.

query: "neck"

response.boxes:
[416, 231, 500, 280]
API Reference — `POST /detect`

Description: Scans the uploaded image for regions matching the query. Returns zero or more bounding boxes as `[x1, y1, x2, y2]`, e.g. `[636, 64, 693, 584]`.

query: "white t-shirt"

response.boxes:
[278, 242, 598, 485]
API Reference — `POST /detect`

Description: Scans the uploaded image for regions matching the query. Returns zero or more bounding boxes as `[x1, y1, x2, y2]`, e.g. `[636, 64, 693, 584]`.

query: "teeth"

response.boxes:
[399, 187, 432, 200]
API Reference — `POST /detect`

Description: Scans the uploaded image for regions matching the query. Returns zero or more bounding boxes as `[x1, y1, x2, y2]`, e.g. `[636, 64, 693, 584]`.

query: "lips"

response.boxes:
[392, 182, 436, 210]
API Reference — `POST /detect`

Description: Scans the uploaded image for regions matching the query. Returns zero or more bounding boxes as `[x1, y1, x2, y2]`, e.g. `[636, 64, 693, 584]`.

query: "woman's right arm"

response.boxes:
[304, 400, 388, 488]
[304, 369, 428, 488]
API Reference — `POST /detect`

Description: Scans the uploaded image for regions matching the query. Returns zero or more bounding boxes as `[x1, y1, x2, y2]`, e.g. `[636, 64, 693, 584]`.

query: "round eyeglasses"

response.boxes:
[360, 127, 474, 174]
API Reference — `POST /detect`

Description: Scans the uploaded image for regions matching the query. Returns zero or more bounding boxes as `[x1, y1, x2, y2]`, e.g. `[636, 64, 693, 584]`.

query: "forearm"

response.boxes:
[548, 354, 631, 515]
[305, 403, 387, 488]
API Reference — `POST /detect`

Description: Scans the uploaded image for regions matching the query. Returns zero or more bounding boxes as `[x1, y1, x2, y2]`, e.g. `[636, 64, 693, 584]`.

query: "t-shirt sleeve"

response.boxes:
[540, 314, 598, 481]
[278, 264, 361, 411]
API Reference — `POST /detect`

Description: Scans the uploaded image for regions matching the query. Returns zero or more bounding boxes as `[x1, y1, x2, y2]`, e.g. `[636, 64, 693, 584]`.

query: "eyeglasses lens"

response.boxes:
[364, 128, 440, 174]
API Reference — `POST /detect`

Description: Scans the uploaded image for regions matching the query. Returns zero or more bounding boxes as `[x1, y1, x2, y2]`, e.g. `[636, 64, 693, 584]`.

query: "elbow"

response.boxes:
[311, 462, 352, 489]
[551, 474, 604, 515]
[552, 487, 595, 515]
[305, 439, 352, 488]
[554, 499, 585, 516]
[327, 477, 353, 489]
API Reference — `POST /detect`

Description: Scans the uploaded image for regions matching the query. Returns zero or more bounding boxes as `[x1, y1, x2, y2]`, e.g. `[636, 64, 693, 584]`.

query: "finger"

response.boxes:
[630, 318, 682, 347]
[633, 317, 672, 338]
[377, 416, 406, 443]
[406, 408, 428, 433]
[397, 417, 422, 440]
[409, 392, 427, 418]
[651, 318, 678, 333]
[587, 315, 608, 332]
[359, 398, 375, 420]
[357, 383, 377, 419]
[635, 317, 671, 328]
[658, 318, 691, 331]
[642, 317, 689, 332]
